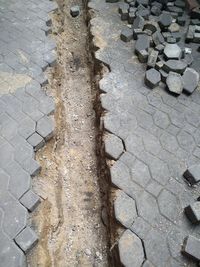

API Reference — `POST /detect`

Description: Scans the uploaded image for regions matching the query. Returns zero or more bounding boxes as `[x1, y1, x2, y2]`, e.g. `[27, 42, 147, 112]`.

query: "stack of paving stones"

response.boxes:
[0, 0, 57, 266]
[118, 0, 200, 96]
[89, 0, 200, 266]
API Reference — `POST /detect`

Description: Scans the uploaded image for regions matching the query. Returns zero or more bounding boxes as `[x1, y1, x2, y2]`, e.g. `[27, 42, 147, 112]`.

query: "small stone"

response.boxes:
[183, 165, 200, 185]
[119, 230, 145, 266]
[147, 50, 159, 68]
[164, 43, 182, 60]
[158, 13, 173, 29]
[155, 61, 163, 70]
[114, 190, 137, 228]
[168, 22, 180, 32]
[182, 68, 199, 94]
[163, 60, 187, 74]
[185, 202, 200, 224]
[133, 15, 145, 30]
[70, 6, 80, 17]
[182, 235, 200, 261]
[14, 227, 38, 253]
[166, 71, 183, 95]
[145, 68, 161, 89]
[138, 49, 149, 62]
[120, 27, 133, 42]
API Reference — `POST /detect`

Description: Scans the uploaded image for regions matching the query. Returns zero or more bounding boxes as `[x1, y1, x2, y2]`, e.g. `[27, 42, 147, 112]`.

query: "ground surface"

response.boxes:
[28, 1, 109, 267]
[89, 0, 200, 266]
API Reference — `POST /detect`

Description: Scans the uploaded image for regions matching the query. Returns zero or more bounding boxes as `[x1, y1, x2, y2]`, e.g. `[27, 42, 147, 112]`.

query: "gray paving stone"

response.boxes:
[182, 68, 199, 94]
[118, 230, 145, 267]
[20, 190, 40, 212]
[164, 44, 182, 60]
[130, 216, 151, 239]
[185, 202, 200, 224]
[158, 13, 173, 29]
[163, 60, 187, 74]
[104, 133, 124, 160]
[145, 68, 161, 89]
[147, 49, 158, 68]
[183, 165, 200, 185]
[166, 72, 183, 95]
[182, 235, 200, 261]
[133, 15, 145, 30]
[36, 115, 54, 141]
[15, 226, 38, 254]
[27, 132, 45, 151]
[131, 158, 151, 187]
[114, 190, 137, 228]
[120, 27, 133, 42]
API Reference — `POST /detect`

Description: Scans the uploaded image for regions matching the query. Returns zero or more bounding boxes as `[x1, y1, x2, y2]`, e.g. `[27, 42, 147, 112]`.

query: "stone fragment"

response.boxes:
[104, 133, 124, 160]
[185, 202, 200, 224]
[114, 191, 137, 228]
[70, 6, 80, 17]
[147, 50, 158, 68]
[119, 230, 145, 267]
[155, 61, 163, 70]
[20, 190, 41, 212]
[145, 68, 161, 89]
[168, 22, 180, 32]
[120, 27, 133, 42]
[158, 13, 173, 29]
[183, 165, 200, 185]
[160, 69, 168, 82]
[164, 43, 182, 60]
[166, 71, 183, 95]
[133, 15, 145, 30]
[182, 235, 200, 261]
[182, 67, 199, 94]
[152, 31, 165, 46]
[163, 60, 187, 74]
[14, 227, 38, 253]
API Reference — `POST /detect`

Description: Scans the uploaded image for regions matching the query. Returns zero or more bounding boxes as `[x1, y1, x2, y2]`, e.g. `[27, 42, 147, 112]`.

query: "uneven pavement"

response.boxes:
[0, 0, 57, 266]
[88, 0, 200, 266]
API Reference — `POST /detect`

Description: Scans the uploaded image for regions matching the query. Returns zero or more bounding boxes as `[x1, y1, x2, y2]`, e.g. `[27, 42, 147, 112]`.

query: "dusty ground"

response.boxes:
[28, 1, 109, 266]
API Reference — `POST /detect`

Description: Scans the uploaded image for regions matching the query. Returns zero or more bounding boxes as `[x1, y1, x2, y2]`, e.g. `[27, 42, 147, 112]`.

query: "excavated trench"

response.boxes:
[27, 1, 111, 266]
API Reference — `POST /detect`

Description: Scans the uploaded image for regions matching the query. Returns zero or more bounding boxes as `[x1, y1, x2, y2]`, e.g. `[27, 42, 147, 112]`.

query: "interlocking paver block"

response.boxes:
[36, 115, 54, 141]
[15, 226, 38, 254]
[182, 235, 200, 261]
[114, 190, 137, 228]
[145, 68, 161, 89]
[118, 230, 145, 267]
[182, 68, 199, 94]
[20, 190, 40, 212]
[104, 133, 124, 160]
[185, 202, 200, 224]
[27, 132, 45, 151]
[183, 165, 200, 185]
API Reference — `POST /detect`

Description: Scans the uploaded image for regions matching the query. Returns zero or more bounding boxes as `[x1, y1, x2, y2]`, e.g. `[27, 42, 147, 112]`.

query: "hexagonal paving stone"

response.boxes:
[158, 189, 180, 222]
[118, 230, 145, 267]
[182, 67, 200, 94]
[164, 44, 182, 60]
[158, 13, 173, 29]
[160, 132, 179, 154]
[153, 110, 170, 129]
[36, 115, 54, 141]
[131, 159, 151, 187]
[130, 216, 151, 240]
[166, 72, 183, 95]
[0, 141, 14, 169]
[114, 190, 137, 228]
[177, 130, 195, 152]
[142, 133, 162, 156]
[125, 133, 144, 156]
[18, 117, 36, 139]
[104, 133, 124, 160]
[145, 68, 161, 89]
[149, 156, 170, 186]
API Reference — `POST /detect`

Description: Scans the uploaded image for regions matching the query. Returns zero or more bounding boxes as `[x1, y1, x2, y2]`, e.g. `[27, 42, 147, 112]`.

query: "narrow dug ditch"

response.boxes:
[28, 1, 109, 266]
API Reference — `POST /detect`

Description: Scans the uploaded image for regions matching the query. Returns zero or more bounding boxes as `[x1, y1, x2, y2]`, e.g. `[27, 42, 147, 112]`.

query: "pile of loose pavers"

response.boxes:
[118, 0, 200, 95]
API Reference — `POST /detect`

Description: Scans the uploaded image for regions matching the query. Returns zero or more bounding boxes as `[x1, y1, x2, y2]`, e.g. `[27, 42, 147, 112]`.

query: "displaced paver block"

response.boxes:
[158, 13, 173, 29]
[164, 44, 182, 60]
[185, 202, 200, 224]
[182, 67, 199, 94]
[166, 71, 183, 95]
[145, 68, 161, 89]
[120, 28, 133, 42]
[182, 235, 200, 261]
[163, 60, 187, 74]
[114, 190, 137, 228]
[104, 133, 124, 160]
[147, 50, 159, 68]
[36, 116, 54, 141]
[183, 165, 200, 185]
[14, 227, 38, 254]
[118, 230, 145, 267]
[133, 15, 145, 30]
[20, 190, 41, 212]
[135, 35, 150, 54]
[27, 132, 45, 151]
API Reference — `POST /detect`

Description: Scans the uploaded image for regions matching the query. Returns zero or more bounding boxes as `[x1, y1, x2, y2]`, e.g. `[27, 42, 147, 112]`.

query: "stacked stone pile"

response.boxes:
[117, 0, 200, 95]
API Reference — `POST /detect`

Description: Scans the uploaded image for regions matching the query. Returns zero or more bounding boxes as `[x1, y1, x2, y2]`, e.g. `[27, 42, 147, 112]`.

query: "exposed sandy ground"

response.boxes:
[28, 1, 109, 266]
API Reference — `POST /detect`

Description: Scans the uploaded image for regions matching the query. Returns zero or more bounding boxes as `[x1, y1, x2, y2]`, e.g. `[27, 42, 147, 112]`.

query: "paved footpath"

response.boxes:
[89, 1, 200, 266]
[0, 0, 57, 266]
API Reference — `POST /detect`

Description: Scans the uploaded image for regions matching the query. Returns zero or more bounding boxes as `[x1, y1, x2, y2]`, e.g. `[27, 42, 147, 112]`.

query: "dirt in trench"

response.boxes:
[27, 1, 109, 266]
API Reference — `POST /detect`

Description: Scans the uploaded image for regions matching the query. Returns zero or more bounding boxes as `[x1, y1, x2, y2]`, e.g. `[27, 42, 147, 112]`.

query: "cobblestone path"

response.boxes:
[0, 0, 57, 266]
[89, 0, 200, 266]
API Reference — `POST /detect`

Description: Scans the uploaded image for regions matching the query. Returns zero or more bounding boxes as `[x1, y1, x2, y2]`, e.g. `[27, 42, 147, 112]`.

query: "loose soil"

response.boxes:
[28, 1, 109, 266]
